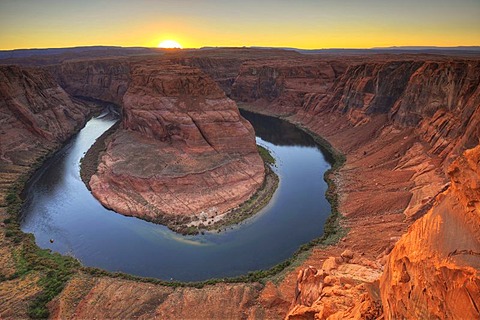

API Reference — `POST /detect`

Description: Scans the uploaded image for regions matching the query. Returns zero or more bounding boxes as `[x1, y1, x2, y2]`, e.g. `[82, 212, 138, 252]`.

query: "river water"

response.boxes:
[21, 109, 332, 281]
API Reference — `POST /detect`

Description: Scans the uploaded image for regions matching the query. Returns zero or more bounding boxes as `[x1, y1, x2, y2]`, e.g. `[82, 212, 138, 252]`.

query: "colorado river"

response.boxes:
[21, 109, 332, 281]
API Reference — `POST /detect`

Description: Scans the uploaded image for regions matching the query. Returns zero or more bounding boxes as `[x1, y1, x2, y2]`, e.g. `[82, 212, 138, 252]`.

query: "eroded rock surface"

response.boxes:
[89, 63, 265, 226]
[0, 66, 90, 162]
[1, 50, 480, 319]
[286, 255, 383, 320]
[380, 145, 480, 319]
[0, 65, 92, 318]
[50, 59, 130, 105]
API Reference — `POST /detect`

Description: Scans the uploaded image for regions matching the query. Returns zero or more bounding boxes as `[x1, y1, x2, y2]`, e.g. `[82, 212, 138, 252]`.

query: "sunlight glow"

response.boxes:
[158, 40, 182, 49]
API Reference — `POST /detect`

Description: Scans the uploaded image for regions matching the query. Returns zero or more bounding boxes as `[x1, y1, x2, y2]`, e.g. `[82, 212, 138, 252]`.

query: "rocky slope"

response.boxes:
[0, 65, 90, 201]
[230, 58, 347, 115]
[296, 60, 480, 219]
[50, 59, 131, 105]
[285, 60, 479, 319]
[227, 55, 480, 318]
[89, 62, 265, 228]
[380, 145, 480, 319]
[0, 65, 93, 318]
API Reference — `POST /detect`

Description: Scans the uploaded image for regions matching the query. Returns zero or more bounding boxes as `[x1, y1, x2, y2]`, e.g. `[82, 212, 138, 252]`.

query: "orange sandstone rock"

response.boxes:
[380, 145, 480, 319]
[89, 63, 265, 224]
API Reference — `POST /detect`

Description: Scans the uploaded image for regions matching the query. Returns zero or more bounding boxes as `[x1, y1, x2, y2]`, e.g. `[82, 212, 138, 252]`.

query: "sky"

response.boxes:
[0, 0, 479, 50]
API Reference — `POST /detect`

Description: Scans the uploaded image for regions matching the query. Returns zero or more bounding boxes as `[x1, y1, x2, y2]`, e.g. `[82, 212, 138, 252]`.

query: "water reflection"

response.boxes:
[21, 109, 332, 281]
[240, 111, 315, 147]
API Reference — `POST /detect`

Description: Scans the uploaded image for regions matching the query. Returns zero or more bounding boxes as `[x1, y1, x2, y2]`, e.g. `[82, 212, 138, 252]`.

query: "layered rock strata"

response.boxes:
[89, 63, 265, 227]
[0, 65, 90, 200]
[0, 65, 92, 318]
[227, 56, 480, 318]
[230, 59, 347, 116]
[380, 145, 480, 319]
[50, 59, 130, 105]
[1, 51, 480, 319]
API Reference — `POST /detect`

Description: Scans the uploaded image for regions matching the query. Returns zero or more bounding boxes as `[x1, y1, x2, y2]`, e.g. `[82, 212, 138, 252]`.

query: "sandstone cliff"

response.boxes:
[50, 59, 130, 105]
[295, 60, 480, 220]
[381, 145, 480, 319]
[0, 65, 90, 198]
[1, 51, 480, 319]
[89, 62, 265, 228]
[0, 65, 90, 151]
[230, 59, 347, 115]
[228, 56, 480, 319]
[0, 65, 92, 318]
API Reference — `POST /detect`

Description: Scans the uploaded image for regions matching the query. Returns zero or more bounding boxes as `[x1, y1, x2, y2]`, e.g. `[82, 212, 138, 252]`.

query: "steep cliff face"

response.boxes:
[380, 145, 480, 319]
[50, 59, 130, 105]
[2, 51, 479, 319]
[230, 59, 347, 115]
[0, 65, 90, 180]
[170, 56, 244, 95]
[89, 63, 265, 227]
[232, 57, 480, 319]
[294, 59, 480, 219]
[0, 65, 92, 318]
[393, 61, 480, 160]
[298, 60, 480, 159]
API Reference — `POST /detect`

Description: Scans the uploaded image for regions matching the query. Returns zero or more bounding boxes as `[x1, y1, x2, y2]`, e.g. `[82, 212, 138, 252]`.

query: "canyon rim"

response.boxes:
[0, 48, 479, 319]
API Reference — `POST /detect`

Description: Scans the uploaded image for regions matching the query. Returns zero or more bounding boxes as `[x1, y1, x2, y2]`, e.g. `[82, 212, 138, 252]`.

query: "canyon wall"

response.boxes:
[170, 56, 244, 95]
[0, 65, 91, 199]
[227, 56, 480, 319]
[291, 61, 480, 319]
[230, 59, 347, 115]
[1, 51, 479, 319]
[50, 59, 131, 105]
[89, 62, 265, 228]
[0, 65, 93, 318]
[380, 145, 480, 319]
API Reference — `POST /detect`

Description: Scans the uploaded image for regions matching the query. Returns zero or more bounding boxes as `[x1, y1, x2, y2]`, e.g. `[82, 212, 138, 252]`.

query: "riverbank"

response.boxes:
[79, 116, 280, 234]
[45, 106, 348, 319]
[0, 99, 105, 318]
[2, 103, 346, 319]
[184, 160, 279, 234]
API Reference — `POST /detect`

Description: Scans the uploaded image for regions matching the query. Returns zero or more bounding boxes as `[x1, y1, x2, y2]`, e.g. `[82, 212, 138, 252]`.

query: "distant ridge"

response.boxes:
[1, 45, 479, 66]
[249, 46, 480, 55]
[0, 46, 157, 60]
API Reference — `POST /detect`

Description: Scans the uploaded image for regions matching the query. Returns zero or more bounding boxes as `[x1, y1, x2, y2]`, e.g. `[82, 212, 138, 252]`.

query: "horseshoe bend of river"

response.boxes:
[20, 109, 333, 282]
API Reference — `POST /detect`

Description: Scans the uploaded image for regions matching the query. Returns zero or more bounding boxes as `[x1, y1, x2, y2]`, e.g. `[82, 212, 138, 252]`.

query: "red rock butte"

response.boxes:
[88, 63, 265, 224]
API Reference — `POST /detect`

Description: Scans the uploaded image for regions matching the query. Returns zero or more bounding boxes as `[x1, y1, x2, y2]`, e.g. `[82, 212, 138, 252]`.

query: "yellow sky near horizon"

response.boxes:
[0, 0, 479, 50]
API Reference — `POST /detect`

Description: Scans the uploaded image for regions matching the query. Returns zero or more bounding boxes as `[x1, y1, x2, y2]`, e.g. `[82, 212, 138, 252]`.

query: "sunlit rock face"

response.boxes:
[238, 57, 480, 319]
[89, 63, 265, 225]
[380, 145, 480, 319]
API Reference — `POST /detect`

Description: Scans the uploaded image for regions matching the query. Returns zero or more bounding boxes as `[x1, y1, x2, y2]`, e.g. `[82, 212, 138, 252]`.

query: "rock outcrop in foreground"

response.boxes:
[231, 55, 480, 319]
[381, 145, 480, 319]
[89, 63, 265, 227]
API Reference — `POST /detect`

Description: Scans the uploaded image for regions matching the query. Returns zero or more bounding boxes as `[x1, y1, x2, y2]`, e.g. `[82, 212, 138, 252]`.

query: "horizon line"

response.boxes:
[1, 44, 480, 52]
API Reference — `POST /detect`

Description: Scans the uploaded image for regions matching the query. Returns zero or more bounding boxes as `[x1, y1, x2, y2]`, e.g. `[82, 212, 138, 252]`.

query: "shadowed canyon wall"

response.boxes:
[50, 59, 131, 105]
[0, 65, 94, 318]
[0, 65, 91, 200]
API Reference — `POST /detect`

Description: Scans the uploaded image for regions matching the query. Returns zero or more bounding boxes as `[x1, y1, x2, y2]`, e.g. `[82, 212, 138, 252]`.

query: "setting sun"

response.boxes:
[158, 40, 182, 49]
